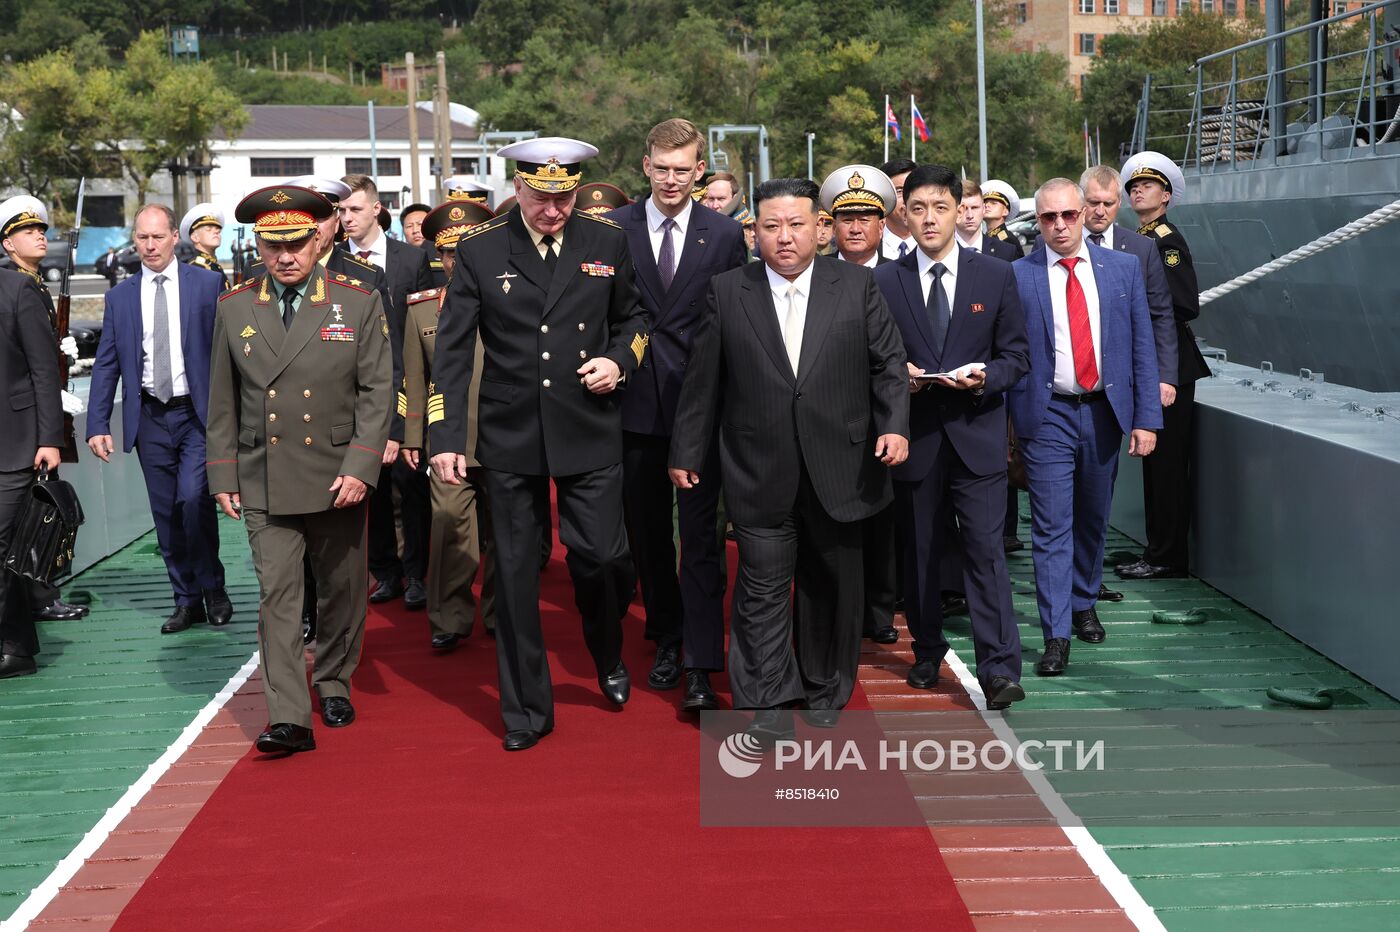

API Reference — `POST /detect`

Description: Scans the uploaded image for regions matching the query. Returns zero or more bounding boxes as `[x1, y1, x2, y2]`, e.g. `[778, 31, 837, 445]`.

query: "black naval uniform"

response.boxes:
[1138, 215, 1211, 571]
[429, 208, 648, 736]
[189, 251, 229, 291]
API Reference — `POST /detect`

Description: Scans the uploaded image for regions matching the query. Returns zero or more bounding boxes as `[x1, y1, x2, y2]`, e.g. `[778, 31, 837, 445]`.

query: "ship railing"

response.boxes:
[1130, 0, 1400, 169]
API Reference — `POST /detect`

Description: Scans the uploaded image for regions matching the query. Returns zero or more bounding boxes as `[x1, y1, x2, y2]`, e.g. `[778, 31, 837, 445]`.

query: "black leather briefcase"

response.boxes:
[3, 470, 85, 583]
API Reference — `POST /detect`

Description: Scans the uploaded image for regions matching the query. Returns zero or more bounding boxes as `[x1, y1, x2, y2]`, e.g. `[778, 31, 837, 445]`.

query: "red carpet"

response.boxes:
[114, 528, 972, 929]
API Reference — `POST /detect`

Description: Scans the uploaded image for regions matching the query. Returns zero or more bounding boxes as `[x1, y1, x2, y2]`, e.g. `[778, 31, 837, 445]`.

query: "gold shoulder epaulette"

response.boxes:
[330, 273, 371, 295]
[991, 227, 1008, 240]
[429, 258, 443, 269]
[345, 252, 378, 271]
[220, 276, 259, 301]
[407, 287, 442, 304]
[579, 212, 621, 229]
[1154, 223, 1174, 238]
[463, 216, 509, 241]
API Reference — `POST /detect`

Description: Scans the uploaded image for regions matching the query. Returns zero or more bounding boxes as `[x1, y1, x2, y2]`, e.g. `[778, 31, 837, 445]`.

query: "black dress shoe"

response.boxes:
[206, 589, 233, 627]
[160, 604, 205, 634]
[368, 577, 403, 604]
[745, 709, 795, 746]
[1097, 583, 1124, 602]
[503, 726, 551, 751]
[403, 578, 427, 610]
[255, 723, 315, 754]
[940, 593, 969, 617]
[36, 599, 86, 621]
[801, 709, 840, 728]
[1036, 638, 1070, 676]
[0, 653, 38, 678]
[648, 645, 682, 689]
[1002, 536, 1025, 553]
[1115, 559, 1186, 580]
[864, 625, 899, 644]
[302, 614, 315, 645]
[320, 696, 356, 727]
[1073, 608, 1106, 643]
[599, 661, 630, 706]
[906, 659, 940, 690]
[985, 675, 1026, 710]
[431, 632, 460, 651]
[680, 670, 719, 712]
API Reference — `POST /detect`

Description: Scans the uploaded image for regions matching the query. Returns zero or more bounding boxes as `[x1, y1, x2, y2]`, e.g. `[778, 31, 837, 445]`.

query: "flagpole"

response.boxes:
[910, 94, 916, 160]
[1096, 125, 1102, 166]
[884, 94, 890, 163]
[975, 0, 988, 181]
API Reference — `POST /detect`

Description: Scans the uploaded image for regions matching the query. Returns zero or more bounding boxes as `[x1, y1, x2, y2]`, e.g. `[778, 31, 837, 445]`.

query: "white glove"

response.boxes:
[60, 336, 79, 361]
[61, 390, 86, 415]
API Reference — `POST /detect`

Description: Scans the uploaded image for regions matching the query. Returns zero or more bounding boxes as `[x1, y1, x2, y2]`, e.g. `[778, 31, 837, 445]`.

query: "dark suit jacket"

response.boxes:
[669, 256, 909, 526]
[1009, 245, 1162, 442]
[87, 262, 223, 452]
[351, 237, 432, 444]
[0, 268, 63, 470]
[607, 198, 747, 436]
[978, 234, 1022, 263]
[428, 209, 648, 476]
[875, 248, 1029, 481]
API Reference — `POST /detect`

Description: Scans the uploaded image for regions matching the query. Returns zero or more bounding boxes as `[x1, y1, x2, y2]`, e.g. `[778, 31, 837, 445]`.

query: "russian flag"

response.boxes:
[885, 101, 901, 141]
[912, 101, 930, 142]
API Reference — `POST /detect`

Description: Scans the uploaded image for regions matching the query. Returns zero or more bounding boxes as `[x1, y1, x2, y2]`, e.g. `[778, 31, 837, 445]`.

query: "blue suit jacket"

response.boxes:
[875, 247, 1029, 480]
[87, 262, 223, 452]
[1009, 245, 1162, 441]
[607, 199, 747, 436]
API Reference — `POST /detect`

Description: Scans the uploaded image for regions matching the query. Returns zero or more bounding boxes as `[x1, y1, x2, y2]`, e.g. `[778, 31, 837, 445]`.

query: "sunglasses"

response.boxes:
[1037, 208, 1083, 225]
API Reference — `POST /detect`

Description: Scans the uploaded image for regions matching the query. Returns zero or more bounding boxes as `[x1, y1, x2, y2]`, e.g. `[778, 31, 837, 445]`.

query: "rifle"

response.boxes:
[55, 179, 85, 464]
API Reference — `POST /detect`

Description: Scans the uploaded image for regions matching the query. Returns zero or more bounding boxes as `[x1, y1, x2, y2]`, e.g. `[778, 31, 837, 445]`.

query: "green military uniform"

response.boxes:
[206, 187, 392, 733]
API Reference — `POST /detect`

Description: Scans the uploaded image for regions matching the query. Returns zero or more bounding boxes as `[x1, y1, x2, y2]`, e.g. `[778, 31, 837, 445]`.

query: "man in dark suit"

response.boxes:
[0, 268, 64, 678]
[669, 178, 909, 735]
[430, 137, 648, 752]
[1009, 178, 1161, 677]
[339, 173, 435, 610]
[955, 179, 1021, 263]
[87, 204, 230, 635]
[821, 164, 901, 645]
[875, 164, 1030, 709]
[1116, 152, 1212, 581]
[878, 158, 918, 261]
[607, 119, 746, 711]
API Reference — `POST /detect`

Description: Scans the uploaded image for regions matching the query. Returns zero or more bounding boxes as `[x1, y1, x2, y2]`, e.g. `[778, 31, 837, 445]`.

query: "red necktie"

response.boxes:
[358, 250, 372, 261]
[1058, 257, 1098, 392]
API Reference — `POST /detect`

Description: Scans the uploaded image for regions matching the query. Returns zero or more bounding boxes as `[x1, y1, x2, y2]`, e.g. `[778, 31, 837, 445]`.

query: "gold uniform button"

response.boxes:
[268, 389, 277, 398]
[303, 413, 312, 422]
[269, 413, 277, 422]
[540, 325, 549, 334]
[541, 352, 551, 361]
[542, 379, 552, 389]
[304, 437, 313, 446]
[303, 389, 312, 398]
[270, 436, 279, 445]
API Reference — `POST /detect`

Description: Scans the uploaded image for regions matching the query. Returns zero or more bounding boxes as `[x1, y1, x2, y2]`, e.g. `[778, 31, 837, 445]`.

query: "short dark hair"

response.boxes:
[400, 203, 431, 223]
[903, 164, 962, 205]
[880, 158, 918, 180]
[753, 178, 820, 215]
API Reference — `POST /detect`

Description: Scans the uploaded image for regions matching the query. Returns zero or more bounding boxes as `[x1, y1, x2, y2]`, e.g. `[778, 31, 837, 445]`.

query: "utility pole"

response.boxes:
[406, 52, 422, 203]
[975, 0, 989, 181]
[436, 50, 451, 200]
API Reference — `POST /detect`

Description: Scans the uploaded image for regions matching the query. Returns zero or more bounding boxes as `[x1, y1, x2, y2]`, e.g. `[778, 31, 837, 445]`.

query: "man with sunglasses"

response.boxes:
[1009, 179, 1161, 677]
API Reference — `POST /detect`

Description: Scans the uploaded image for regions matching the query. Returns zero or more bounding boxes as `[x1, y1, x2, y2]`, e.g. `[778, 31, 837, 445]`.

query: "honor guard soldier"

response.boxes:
[0, 196, 89, 624]
[401, 199, 498, 650]
[981, 180, 1025, 255]
[575, 182, 630, 216]
[1116, 151, 1211, 582]
[429, 137, 648, 752]
[206, 185, 392, 755]
[180, 203, 229, 291]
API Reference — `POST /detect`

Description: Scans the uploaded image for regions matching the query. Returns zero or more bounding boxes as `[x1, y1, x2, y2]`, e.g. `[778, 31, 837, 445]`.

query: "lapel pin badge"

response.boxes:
[497, 271, 516, 294]
[243, 341, 252, 357]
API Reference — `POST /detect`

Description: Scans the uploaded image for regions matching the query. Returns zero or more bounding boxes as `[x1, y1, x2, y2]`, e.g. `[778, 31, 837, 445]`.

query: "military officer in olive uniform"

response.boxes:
[575, 182, 630, 217]
[981, 180, 1025, 255]
[1116, 152, 1212, 581]
[402, 199, 498, 650]
[180, 203, 229, 291]
[429, 137, 648, 752]
[207, 186, 392, 755]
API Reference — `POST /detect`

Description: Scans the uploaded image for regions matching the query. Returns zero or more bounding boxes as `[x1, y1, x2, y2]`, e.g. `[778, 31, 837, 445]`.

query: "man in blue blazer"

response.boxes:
[608, 119, 747, 711]
[875, 164, 1029, 709]
[87, 204, 229, 634]
[1010, 179, 1161, 676]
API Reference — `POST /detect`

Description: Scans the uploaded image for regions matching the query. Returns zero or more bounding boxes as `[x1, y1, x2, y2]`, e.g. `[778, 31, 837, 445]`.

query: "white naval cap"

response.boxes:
[0, 195, 49, 238]
[980, 180, 1020, 217]
[179, 203, 225, 242]
[287, 175, 353, 204]
[1120, 151, 1187, 205]
[819, 165, 896, 217]
[443, 177, 493, 202]
[497, 137, 599, 193]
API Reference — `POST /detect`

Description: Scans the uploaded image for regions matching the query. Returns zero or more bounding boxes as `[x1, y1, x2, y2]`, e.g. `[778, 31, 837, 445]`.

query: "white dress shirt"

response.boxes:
[1087, 225, 1115, 250]
[1046, 239, 1103, 394]
[915, 245, 959, 312]
[645, 196, 691, 266]
[955, 232, 982, 253]
[765, 260, 815, 362]
[837, 250, 880, 268]
[348, 227, 388, 269]
[881, 228, 915, 260]
[140, 261, 188, 397]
